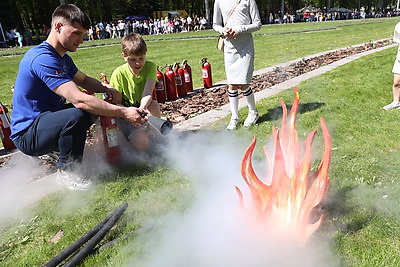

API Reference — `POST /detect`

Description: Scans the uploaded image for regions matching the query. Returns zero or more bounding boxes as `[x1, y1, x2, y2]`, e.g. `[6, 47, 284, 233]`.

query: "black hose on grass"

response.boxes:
[62, 202, 128, 266]
[90, 230, 136, 255]
[44, 202, 128, 267]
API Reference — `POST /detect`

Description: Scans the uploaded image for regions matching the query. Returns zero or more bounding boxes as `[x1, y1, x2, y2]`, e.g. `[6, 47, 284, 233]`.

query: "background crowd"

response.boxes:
[3, 7, 400, 48]
[87, 15, 209, 41]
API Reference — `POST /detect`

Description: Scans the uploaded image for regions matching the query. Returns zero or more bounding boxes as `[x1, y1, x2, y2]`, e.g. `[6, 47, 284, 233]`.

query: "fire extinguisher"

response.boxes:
[173, 62, 187, 98]
[200, 57, 213, 89]
[154, 66, 167, 103]
[182, 59, 193, 93]
[100, 72, 110, 85]
[163, 65, 178, 101]
[99, 73, 121, 166]
[0, 101, 16, 151]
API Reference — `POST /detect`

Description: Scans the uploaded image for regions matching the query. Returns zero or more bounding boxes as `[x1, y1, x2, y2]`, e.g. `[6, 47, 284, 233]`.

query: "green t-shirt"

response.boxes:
[110, 61, 157, 107]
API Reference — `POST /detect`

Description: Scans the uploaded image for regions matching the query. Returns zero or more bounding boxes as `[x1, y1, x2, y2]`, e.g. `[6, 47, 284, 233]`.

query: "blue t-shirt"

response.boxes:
[10, 41, 78, 140]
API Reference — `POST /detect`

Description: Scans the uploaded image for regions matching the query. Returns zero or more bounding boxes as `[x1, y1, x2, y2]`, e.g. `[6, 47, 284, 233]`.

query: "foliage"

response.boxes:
[1, 0, 397, 38]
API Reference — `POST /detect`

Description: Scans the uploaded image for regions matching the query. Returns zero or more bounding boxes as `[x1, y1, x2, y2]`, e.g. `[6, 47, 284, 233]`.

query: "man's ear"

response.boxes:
[54, 21, 63, 33]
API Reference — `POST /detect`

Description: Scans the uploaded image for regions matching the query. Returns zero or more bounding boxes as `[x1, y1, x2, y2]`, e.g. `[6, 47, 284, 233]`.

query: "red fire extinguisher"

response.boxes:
[100, 72, 109, 84]
[173, 62, 187, 98]
[0, 101, 16, 151]
[163, 65, 178, 101]
[182, 59, 193, 93]
[200, 57, 213, 89]
[154, 66, 166, 103]
[99, 73, 121, 166]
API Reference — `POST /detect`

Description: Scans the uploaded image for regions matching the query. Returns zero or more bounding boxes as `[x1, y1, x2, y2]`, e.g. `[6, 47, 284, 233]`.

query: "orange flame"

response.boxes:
[236, 87, 331, 245]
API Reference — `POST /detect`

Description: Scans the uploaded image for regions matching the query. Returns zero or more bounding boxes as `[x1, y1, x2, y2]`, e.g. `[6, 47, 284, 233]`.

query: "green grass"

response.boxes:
[1, 18, 400, 266]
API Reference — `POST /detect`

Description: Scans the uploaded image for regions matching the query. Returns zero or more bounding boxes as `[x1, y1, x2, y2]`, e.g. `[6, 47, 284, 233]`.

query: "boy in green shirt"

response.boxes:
[110, 33, 162, 151]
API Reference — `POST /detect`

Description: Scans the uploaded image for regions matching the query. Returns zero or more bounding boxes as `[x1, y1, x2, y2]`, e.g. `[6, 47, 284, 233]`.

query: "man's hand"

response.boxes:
[124, 107, 147, 127]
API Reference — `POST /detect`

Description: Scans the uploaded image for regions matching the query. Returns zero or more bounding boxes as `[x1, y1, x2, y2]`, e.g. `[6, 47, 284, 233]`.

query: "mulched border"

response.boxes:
[160, 39, 392, 124]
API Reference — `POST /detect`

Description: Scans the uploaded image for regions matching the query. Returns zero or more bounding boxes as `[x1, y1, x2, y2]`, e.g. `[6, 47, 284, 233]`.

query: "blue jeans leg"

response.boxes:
[14, 107, 91, 170]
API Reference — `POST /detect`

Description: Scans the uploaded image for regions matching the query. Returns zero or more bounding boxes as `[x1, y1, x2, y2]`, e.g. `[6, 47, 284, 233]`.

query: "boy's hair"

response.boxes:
[121, 33, 147, 56]
[52, 4, 90, 30]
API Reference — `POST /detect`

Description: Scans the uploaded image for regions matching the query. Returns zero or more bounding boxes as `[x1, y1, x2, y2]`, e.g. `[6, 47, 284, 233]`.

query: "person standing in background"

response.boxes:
[383, 21, 400, 110]
[14, 28, 23, 47]
[213, 0, 262, 130]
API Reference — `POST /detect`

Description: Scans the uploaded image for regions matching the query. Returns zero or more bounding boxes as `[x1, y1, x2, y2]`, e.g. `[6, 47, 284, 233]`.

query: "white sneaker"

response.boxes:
[56, 170, 92, 191]
[226, 118, 240, 130]
[243, 109, 259, 127]
[383, 101, 400, 110]
[38, 151, 59, 163]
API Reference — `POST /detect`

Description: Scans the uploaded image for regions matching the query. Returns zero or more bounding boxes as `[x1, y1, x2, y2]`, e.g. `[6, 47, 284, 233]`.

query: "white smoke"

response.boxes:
[0, 152, 61, 227]
[126, 130, 338, 267]
[0, 122, 169, 228]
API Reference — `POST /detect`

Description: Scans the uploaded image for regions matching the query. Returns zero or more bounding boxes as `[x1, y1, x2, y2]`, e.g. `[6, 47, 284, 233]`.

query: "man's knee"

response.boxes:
[68, 109, 90, 124]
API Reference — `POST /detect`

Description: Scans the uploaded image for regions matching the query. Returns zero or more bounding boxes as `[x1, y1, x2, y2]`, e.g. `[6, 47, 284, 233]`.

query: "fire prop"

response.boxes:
[236, 87, 331, 245]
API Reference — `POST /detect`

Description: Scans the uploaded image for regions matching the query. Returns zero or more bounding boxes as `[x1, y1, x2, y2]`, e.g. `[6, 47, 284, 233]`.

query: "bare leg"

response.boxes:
[383, 73, 400, 110]
[392, 73, 400, 102]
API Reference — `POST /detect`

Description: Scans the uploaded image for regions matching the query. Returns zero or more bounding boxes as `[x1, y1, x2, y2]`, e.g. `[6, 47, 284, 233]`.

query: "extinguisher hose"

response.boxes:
[44, 202, 128, 267]
[62, 202, 128, 266]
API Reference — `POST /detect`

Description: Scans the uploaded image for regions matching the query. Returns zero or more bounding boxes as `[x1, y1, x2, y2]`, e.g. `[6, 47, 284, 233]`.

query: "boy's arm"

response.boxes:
[140, 79, 156, 110]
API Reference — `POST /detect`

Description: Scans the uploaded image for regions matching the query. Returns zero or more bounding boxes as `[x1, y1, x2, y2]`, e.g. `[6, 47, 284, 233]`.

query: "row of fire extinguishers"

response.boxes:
[152, 57, 213, 103]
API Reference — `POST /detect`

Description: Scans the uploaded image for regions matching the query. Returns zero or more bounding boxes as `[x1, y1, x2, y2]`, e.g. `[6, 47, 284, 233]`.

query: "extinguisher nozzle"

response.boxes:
[140, 112, 148, 119]
[146, 116, 173, 135]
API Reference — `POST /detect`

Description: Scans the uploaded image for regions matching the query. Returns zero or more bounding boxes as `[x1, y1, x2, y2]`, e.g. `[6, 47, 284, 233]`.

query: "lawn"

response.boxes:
[1, 18, 400, 266]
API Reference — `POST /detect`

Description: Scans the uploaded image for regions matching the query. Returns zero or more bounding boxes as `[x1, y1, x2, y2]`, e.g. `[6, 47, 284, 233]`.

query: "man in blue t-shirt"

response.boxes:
[10, 4, 147, 190]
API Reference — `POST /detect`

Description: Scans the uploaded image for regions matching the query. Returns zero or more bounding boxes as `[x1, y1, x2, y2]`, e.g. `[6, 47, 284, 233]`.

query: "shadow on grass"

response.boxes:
[258, 102, 325, 123]
[95, 164, 156, 184]
[323, 185, 376, 234]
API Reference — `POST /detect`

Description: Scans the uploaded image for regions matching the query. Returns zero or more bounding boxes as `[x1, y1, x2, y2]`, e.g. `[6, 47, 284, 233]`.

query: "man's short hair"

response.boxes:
[121, 33, 147, 56]
[52, 4, 90, 30]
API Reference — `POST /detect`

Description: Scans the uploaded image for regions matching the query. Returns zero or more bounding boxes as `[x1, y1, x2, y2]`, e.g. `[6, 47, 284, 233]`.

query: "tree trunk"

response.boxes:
[205, 0, 210, 28]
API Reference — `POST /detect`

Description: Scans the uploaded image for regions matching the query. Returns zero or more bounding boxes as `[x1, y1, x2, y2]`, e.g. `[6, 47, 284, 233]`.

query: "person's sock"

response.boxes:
[228, 89, 239, 119]
[242, 87, 256, 111]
